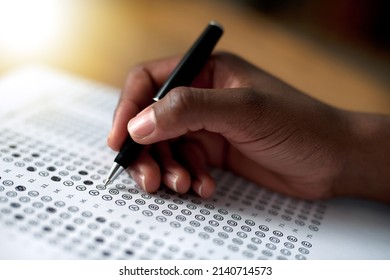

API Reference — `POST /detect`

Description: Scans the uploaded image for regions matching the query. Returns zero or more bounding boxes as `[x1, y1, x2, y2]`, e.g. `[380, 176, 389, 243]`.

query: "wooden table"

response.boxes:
[1, 0, 389, 114]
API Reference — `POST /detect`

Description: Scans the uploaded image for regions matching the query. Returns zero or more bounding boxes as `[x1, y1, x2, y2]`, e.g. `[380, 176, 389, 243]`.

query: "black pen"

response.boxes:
[104, 21, 224, 186]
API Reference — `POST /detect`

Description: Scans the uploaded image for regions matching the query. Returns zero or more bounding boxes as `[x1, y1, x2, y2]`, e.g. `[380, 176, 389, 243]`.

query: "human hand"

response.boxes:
[108, 52, 390, 202]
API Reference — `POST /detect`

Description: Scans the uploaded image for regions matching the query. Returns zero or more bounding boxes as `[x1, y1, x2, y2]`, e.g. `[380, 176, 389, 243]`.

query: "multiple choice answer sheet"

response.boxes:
[0, 65, 389, 260]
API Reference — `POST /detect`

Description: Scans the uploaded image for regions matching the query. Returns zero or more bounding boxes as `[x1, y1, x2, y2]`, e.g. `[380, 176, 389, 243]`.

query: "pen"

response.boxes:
[104, 21, 224, 187]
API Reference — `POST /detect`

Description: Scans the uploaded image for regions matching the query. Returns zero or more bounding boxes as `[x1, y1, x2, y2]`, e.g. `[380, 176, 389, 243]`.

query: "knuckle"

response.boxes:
[166, 87, 196, 119]
[126, 64, 148, 83]
[240, 89, 270, 123]
[159, 87, 204, 132]
[226, 89, 273, 141]
[126, 64, 141, 79]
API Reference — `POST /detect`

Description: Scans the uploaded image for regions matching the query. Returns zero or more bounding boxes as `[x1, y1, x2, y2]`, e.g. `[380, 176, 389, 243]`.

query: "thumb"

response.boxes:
[127, 86, 268, 145]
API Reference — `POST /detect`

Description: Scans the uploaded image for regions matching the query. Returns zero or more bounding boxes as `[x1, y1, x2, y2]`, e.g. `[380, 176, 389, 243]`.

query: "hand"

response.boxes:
[108, 52, 390, 202]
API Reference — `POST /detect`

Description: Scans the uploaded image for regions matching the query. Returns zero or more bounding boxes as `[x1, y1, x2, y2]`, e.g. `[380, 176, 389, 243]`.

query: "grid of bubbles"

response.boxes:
[0, 126, 326, 260]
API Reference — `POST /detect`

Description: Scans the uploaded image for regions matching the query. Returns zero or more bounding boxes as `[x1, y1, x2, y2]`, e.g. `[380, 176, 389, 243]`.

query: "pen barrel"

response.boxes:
[153, 21, 224, 101]
[114, 137, 143, 167]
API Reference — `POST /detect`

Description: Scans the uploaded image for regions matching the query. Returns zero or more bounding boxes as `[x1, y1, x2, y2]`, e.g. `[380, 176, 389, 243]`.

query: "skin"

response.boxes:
[108, 52, 390, 202]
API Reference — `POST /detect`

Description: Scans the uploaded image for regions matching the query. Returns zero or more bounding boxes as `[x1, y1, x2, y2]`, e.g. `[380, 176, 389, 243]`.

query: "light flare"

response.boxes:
[0, 0, 64, 55]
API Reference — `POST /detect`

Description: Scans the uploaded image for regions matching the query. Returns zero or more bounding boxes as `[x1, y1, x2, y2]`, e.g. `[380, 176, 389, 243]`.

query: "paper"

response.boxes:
[1, 65, 389, 259]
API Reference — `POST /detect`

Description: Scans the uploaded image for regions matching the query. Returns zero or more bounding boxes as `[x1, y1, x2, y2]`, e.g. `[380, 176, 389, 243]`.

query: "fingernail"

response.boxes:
[140, 174, 146, 192]
[128, 108, 156, 139]
[166, 172, 179, 193]
[194, 180, 203, 197]
[130, 169, 146, 191]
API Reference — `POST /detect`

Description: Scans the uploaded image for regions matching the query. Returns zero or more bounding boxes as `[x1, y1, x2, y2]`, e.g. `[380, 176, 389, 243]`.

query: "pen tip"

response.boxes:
[104, 162, 125, 186]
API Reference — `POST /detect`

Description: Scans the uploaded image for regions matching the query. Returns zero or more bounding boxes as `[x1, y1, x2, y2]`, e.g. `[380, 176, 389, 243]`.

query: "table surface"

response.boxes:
[1, 0, 389, 114]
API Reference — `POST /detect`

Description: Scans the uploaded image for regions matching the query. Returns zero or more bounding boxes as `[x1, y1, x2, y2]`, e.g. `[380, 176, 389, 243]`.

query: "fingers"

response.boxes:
[128, 140, 215, 198]
[176, 139, 216, 198]
[127, 148, 161, 193]
[151, 142, 191, 194]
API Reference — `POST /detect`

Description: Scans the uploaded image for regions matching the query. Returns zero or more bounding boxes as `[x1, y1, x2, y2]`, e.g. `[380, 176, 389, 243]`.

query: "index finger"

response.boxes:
[107, 55, 182, 151]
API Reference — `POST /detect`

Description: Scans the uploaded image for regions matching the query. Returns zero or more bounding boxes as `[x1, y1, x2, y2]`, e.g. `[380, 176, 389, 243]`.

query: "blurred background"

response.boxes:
[0, 0, 389, 113]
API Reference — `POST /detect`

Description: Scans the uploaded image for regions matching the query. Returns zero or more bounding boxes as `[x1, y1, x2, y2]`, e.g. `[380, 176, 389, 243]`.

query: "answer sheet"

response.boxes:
[0, 66, 389, 259]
